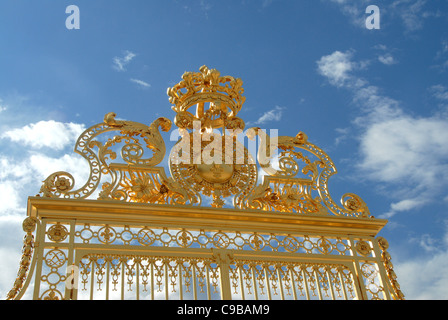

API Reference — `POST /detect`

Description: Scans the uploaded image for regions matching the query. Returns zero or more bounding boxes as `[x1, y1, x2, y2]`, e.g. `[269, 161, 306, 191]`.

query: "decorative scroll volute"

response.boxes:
[239, 126, 371, 217]
[38, 112, 192, 205]
[37, 65, 371, 218]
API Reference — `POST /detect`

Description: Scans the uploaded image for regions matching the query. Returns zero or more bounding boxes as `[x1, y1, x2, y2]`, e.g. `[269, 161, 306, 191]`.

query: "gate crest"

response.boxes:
[6, 66, 404, 300]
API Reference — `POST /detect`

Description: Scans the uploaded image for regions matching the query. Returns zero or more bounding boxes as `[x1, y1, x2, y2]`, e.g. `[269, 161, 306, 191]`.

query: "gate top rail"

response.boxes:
[27, 197, 387, 237]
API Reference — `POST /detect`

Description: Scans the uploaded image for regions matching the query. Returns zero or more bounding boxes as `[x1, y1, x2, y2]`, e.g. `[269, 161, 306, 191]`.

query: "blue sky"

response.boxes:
[0, 0, 448, 299]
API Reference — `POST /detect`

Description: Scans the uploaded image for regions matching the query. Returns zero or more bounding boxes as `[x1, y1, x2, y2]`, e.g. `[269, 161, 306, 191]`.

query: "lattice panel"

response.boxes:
[73, 223, 361, 256]
[76, 254, 222, 300]
[228, 260, 357, 300]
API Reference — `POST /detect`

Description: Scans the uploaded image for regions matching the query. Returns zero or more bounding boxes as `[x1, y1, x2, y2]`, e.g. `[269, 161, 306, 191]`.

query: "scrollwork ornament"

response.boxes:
[7, 217, 38, 300]
[341, 193, 371, 218]
[40, 172, 75, 198]
[33, 66, 374, 219]
[47, 224, 69, 242]
[377, 236, 405, 300]
[355, 240, 371, 256]
[22, 217, 38, 233]
[43, 290, 62, 300]
[377, 237, 389, 251]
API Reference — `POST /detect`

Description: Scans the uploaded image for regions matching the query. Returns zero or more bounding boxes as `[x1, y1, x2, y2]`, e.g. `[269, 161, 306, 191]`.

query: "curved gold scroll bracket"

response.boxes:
[241, 128, 372, 218]
[39, 113, 172, 201]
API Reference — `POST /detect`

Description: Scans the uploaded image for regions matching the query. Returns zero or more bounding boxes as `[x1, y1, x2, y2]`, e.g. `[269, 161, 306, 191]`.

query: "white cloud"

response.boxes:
[0, 118, 89, 217]
[252, 106, 284, 125]
[327, 0, 370, 28]
[262, 0, 274, 8]
[0, 182, 25, 215]
[317, 50, 354, 87]
[334, 127, 350, 145]
[0, 152, 90, 218]
[357, 97, 448, 218]
[378, 53, 397, 65]
[329, 0, 441, 33]
[112, 50, 137, 72]
[352, 85, 403, 121]
[130, 78, 151, 89]
[431, 85, 448, 101]
[391, 198, 424, 212]
[317, 49, 448, 299]
[317, 50, 367, 88]
[0, 244, 22, 299]
[0, 99, 6, 113]
[1, 120, 85, 150]
[0, 156, 36, 215]
[382, 199, 425, 219]
[374, 45, 399, 66]
[395, 221, 448, 299]
[391, 0, 427, 32]
[29, 153, 90, 185]
[395, 250, 448, 299]
[317, 50, 448, 219]
[359, 116, 448, 182]
[432, 40, 448, 72]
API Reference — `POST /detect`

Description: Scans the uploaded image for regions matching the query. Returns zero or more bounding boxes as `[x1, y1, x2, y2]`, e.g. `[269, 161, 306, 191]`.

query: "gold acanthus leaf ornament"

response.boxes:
[37, 65, 372, 219]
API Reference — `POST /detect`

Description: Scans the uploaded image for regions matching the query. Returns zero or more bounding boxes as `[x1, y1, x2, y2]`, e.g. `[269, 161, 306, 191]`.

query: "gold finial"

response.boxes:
[167, 65, 246, 131]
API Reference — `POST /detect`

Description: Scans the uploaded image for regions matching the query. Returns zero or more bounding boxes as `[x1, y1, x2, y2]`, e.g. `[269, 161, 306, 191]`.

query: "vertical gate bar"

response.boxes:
[277, 267, 285, 300]
[165, 260, 169, 300]
[264, 266, 272, 300]
[338, 269, 348, 300]
[136, 260, 140, 301]
[348, 236, 368, 300]
[289, 267, 297, 300]
[121, 258, 125, 300]
[206, 263, 211, 300]
[371, 239, 392, 300]
[217, 257, 232, 300]
[71, 254, 80, 301]
[192, 263, 197, 300]
[251, 265, 259, 300]
[89, 259, 95, 300]
[179, 262, 183, 300]
[326, 269, 336, 300]
[302, 268, 310, 300]
[64, 220, 76, 300]
[32, 219, 47, 300]
[238, 265, 245, 300]
[105, 259, 110, 300]
[151, 260, 154, 300]
[314, 268, 323, 300]
[353, 261, 368, 300]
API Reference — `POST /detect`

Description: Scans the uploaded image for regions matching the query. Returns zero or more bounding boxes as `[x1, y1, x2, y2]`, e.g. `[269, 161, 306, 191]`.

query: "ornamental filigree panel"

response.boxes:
[71, 223, 357, 256]
[39, 248, 70, 300]
[6, 66, 405, 300]
[36, 65, 372, 219]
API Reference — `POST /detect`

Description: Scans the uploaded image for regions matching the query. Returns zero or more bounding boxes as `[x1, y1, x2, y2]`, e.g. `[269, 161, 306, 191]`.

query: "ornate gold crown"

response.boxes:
[167, 65, 246, 131]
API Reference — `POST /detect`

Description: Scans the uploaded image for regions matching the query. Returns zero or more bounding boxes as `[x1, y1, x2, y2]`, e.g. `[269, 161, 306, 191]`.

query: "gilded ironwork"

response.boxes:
[6, 217, 37, 300]
[5, 66, 404, 300]
[377, 237, 405, 300]
[29, 65, 372, 218]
